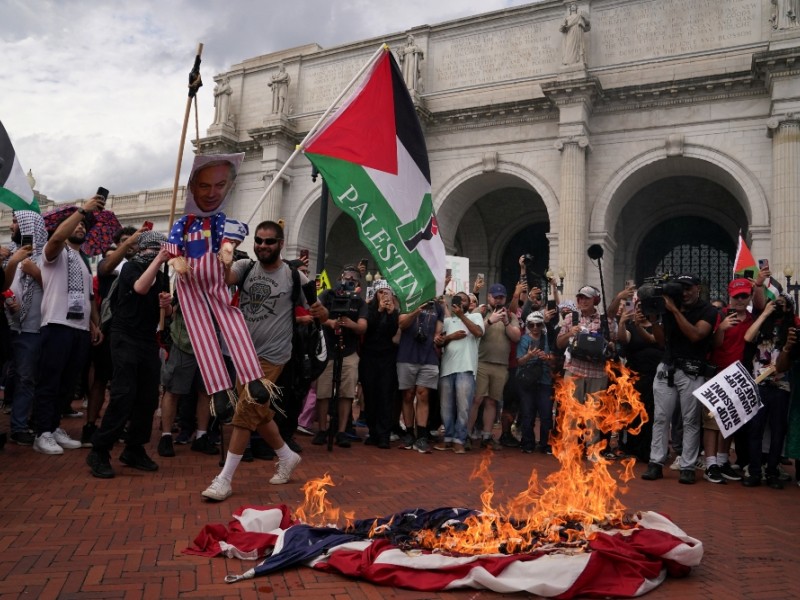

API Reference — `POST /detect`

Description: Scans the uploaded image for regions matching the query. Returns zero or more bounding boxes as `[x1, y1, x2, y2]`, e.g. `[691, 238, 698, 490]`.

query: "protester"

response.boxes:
[515, 311, 555, 454]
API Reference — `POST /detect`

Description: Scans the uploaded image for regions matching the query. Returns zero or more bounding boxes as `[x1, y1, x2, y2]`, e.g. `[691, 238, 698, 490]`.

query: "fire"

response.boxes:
[295, 361, 648, 556]
[295, 473, 355, 528]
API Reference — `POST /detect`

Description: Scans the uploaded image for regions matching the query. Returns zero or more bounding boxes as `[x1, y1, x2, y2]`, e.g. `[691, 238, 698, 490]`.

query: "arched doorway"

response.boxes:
[500, 222, 550, 293]
[635, 216, 735, 300]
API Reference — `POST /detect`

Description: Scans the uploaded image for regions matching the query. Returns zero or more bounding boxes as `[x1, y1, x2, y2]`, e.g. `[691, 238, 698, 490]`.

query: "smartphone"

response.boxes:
[625, 300, 635, 313]
[727, 308, 737, 317]
[96, 186, 109, 200]
[20, 234, 33, 247]
[625, 279, 635, 288]
[142, 221, 153, 231]
[758, 258, 769, 270]
[445, 268, 452, 278]
[300, 248, 310, 261]
[358, 258, 368, 271]
[546, 299, 557, 311]
[477, 273, 485, 282]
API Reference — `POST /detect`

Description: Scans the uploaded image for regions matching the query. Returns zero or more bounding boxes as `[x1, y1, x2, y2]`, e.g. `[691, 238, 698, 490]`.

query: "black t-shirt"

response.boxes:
[96, 257, 118, 300]
[362, 304, 399, 358]
[663, 300, 718, 363]
[111, 261, 168, 343]
[622, 321, 662, 375]
[320, 288, 368, 357]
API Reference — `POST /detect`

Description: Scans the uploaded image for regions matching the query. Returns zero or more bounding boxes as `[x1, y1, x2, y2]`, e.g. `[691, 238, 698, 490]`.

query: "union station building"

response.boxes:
[35, 0, 800, 299]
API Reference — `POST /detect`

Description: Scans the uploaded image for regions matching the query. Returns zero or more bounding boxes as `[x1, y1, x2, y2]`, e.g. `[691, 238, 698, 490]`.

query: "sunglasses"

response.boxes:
[528, 322, 543, 327]
[254, 236, 282, 246]
[732, 293, 750, 300]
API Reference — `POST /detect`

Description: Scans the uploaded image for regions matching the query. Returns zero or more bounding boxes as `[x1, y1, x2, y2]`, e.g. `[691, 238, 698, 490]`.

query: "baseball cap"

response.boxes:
[675, 274, 700, 286]
[489, 283, 507, 297]
[728, 278, 753, 296]
[576, 285, 599, 299]
[526, 311, 545, 324]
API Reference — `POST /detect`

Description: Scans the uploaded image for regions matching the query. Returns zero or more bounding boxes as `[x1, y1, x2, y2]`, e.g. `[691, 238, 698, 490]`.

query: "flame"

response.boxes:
[294, 361, 648, 555]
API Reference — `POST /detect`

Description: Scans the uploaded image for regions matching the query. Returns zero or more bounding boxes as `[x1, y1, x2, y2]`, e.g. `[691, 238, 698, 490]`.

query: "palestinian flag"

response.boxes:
[0, 121, 40, 213]
[733, 233, 780, 300]
[303, 49, 445, 311]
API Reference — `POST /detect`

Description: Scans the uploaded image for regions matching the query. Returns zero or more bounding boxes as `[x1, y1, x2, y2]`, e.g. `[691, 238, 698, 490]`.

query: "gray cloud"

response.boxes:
[0, 0, 534, 202]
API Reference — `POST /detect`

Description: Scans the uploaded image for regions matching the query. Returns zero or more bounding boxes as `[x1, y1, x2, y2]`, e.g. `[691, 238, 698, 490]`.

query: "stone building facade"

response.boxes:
[24, 0, 795, 298]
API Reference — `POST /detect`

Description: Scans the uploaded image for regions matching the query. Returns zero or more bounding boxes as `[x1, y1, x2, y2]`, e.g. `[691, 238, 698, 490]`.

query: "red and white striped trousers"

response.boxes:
[177, 252, 262, 394]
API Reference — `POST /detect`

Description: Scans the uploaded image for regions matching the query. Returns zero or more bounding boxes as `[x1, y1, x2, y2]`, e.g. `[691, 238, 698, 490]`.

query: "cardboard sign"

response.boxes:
[693, 361, 762, 437]
[445, 255, 470, 295]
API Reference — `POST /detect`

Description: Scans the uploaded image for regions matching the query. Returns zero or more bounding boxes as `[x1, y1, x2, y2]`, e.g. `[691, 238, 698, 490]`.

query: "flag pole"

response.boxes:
[168, 43, 204, 229]
[244, 43, 388, 226]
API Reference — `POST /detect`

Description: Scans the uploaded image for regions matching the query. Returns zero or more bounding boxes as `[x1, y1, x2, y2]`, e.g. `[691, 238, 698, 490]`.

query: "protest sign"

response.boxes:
[693, 361, 761, 437]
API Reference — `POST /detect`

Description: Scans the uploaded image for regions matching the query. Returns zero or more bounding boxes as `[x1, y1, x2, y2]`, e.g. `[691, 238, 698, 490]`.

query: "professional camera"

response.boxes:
[522, 254, 535, 266]
[329, 280, 360, 318]
[637, 273, 684, 316]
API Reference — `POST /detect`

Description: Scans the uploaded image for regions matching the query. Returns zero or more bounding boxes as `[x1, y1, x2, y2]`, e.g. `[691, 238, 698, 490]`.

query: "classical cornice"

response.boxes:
[541, 76, 604, 107]
[425, 97, 556, 132]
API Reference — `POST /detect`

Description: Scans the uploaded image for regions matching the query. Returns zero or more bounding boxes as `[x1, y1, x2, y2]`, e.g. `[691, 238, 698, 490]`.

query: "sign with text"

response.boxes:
[693, 361, 762, 438]
[445, 255, 470, 296]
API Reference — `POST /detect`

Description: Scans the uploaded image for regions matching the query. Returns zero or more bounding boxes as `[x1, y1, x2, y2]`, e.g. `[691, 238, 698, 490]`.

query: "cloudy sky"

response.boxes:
[1, 0, 535, 203]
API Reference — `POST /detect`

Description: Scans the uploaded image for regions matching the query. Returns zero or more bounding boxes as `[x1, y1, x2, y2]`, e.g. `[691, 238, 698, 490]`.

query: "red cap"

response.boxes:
[728, 278, 753, 296]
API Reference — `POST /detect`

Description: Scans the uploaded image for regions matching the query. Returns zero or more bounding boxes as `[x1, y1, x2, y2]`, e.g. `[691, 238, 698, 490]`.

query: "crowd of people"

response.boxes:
[1, 199, 799, 501]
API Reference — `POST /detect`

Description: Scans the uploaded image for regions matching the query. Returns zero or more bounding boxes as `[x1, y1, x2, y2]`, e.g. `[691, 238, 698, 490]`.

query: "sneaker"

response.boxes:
[678, 469, 696, 484]
[191, 434, 220, 455]
[53, 428, 81, 450]
[389, 433, 400, 442]
[119, 446, 159, 472]
[270, 451, 301, 485]
[86, 450, 114, 479]
[703, 464, 725, 484]
[412, 437, 432, 453]
[10, 431, 35, 446]
[158, 435, 176, 457]
[400, 433, 415, 449]
[311, 430, 328, 446]
[296, 425, 314, 436]
[335, 432, 351, 448]
[175, 429, 193, 444]
[641, 462, 663, 480]
[33, 432, 63, 455]
[463, 438, 472, 451]
[766, 474, 784, 490]
[521, 446, 534, 454]
[719, 462, 741, 481]
[742, 474, 761, 487]
[202, 475, 232, 501]
[669, 456, 681, 471]
[499, 432, 520, 448]
[453, 442, 466, 454]
[80, 423, 97, 448]
[694, 457, 705, 470]
[480, 437, 501, 451]
[434, 442, 453, 451]
[777, 465, 792, 482]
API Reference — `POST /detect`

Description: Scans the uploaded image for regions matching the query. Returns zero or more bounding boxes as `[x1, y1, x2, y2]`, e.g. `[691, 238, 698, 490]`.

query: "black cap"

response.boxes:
[675, 274, 700, 286]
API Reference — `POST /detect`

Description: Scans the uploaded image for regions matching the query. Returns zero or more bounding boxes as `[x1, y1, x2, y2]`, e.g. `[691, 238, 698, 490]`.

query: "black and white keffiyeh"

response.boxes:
[13, 210, 47, 322]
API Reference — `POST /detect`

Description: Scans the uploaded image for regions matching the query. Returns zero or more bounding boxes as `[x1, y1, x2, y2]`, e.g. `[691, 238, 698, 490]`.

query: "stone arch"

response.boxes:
[435, 160, 559, 250]
[590, 144, 770, 235]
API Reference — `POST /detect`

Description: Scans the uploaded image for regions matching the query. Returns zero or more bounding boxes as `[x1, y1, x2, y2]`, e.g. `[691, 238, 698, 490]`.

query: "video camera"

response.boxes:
[637, 273, 684, 316]
[329, 280, 360, 318]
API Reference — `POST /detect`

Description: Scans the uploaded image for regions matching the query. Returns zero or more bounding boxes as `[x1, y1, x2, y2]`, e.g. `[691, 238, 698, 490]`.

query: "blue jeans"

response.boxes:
[439, 372, 475, 444]
[8, 331, 41, 433]
[517, 381, 553, 451]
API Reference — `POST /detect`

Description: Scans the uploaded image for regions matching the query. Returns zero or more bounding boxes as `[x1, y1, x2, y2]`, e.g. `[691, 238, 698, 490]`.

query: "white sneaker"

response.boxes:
[669, 456, 681, 471]
[201, 476, 232, 502]
[270, 452, 301, 485]
[53, 428, 81, 449]
[33, 432, 64, 455]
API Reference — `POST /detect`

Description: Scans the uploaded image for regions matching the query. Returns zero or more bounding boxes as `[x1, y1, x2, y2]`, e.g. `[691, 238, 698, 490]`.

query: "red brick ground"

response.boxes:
[0, 408, 798, 600]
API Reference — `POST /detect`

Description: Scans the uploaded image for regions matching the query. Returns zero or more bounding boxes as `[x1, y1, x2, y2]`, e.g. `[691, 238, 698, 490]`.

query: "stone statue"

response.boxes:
[212, 76, 232, 125]
[268, 63, 290, 115]
[560, 3, 591, 66]
[399, 34, 424, 92]
[772, 0, 799, 29]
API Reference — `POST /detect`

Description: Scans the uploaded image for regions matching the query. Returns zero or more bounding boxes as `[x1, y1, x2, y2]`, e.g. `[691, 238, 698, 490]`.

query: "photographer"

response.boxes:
[359, 280, 399, 450]
[397, 294, 443, 453]
[742, 295, 799, 488]
[313, 266, 368, 448]
[642, 274, 718, 485]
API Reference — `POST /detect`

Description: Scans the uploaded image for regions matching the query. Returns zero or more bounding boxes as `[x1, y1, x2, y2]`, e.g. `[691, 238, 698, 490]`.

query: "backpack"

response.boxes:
[99, 275, 121, 332]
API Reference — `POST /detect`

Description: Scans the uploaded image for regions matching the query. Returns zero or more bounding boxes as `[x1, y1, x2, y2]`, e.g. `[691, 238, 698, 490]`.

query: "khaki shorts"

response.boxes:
[475, 362, 508, 401]
[316, 353, 359, 399]
[702, 404, 720, 431]
[231, 358, 283, 431]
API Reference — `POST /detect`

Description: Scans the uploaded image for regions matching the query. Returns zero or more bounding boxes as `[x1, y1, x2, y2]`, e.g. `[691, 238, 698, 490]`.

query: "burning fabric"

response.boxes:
[185, 363, 704, 597]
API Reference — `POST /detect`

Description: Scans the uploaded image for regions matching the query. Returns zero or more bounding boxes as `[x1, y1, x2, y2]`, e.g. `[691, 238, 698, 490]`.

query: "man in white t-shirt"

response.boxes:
[434, 291, 484, 453]
[32, 194, 105, 455]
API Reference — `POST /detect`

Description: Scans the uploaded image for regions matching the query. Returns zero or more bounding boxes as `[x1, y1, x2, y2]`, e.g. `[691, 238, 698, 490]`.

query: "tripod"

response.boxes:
[326, 326, 346, 451]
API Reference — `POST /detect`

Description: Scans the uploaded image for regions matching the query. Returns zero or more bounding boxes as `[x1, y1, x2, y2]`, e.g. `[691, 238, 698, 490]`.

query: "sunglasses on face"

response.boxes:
[528, 322, 543, 327]
[254, 236, 282, 246]
[732, 293, 750, 300]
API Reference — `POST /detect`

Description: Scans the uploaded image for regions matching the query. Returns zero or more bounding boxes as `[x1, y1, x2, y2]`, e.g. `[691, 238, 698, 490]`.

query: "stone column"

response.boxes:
[555, 135, 589, 297]
[767, 115, 800, 274]
[260, 169, 288, 225]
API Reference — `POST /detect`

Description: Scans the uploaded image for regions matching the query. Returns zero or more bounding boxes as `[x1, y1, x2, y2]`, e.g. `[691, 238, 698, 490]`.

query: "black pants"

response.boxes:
[92, 334, 160, 452]
[359, 352, 397, 444]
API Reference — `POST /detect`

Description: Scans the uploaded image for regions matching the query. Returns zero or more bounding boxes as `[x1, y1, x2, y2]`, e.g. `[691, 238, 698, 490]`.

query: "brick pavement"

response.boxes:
[0, 411, 798, 600]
